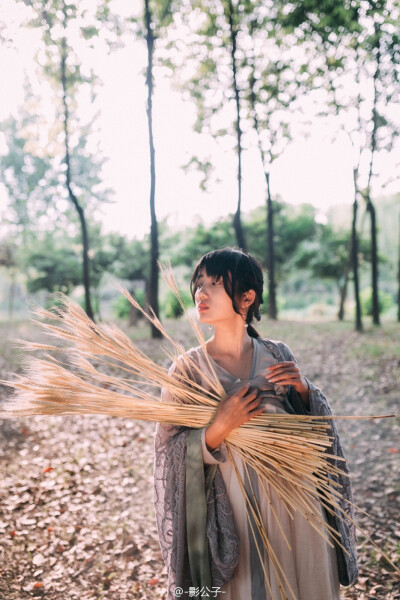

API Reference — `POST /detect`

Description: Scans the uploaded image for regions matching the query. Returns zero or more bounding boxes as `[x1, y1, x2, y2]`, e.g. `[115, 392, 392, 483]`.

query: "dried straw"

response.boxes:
[1, 267, 398, 595]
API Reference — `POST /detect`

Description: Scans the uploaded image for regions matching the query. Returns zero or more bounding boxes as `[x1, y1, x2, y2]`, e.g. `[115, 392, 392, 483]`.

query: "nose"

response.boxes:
[195, 283, 208, 299]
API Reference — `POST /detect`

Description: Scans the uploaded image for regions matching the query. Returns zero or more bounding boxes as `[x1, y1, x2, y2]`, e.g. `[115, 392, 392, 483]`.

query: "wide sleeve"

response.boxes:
[154, 358, 240, 596]
[153, 360, 192, 599]
[277, 340, 359, 586]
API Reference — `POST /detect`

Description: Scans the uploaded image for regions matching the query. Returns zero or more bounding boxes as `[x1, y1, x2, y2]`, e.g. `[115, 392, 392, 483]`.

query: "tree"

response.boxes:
[127, 0, 174, 337]
[22, 230, 82, 296]
[168, 217, 234, 267]
[243, 3, 306, 318]
[18, 0, 115, 320]
[163, 0, 317, 315]
[225, 0, 246, 250]
[161, 0, 253, 249]
[398, 209, 400, 322]
[0, 96, 59, 242]
[276, 0, 400, 329]
[295, 224, 371, 320]
[361, 10, 400, 324]
[0, 238, 18, 318]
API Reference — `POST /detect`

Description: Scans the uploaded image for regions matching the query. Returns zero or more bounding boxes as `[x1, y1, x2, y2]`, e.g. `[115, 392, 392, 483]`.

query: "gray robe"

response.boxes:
[153, 338, 358, 598]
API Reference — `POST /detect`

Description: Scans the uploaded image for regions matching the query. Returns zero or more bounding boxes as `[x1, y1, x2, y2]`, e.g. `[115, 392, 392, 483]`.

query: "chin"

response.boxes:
[197, 312, 212, 324]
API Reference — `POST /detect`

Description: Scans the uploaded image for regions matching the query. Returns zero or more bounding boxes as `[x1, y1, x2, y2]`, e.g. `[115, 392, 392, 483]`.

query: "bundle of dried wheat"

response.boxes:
[1, 269, 398, 597]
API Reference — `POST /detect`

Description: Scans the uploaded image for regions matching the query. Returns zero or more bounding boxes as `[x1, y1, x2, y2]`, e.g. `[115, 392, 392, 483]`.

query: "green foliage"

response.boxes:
[0, 109, 59, 236]
[112, 290, 145, 320]
[244, 202, 318, 278]
[261, 289, 286, 314]
[360, 287, 394, 316]
[162, 289, 193, 319]
[108, 234, 150, 282]
[168, 218, 235, 268]
[23, 232, 82, 295]
[294, 223, 372, 286]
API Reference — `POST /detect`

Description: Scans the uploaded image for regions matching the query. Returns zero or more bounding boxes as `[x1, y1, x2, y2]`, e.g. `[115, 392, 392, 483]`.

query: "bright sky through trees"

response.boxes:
[0, 0, 398, 239]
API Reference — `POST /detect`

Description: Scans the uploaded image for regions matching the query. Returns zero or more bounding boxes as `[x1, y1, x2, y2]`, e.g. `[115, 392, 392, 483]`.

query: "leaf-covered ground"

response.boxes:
[0, 318, 399, 600]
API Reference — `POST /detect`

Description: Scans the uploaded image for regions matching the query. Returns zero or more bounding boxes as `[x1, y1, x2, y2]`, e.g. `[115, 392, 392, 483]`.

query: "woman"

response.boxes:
[154, 248, 358, 600]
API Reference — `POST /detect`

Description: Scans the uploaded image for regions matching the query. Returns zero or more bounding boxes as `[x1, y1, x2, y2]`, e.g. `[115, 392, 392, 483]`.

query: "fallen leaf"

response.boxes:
[32, 553, 46, 566]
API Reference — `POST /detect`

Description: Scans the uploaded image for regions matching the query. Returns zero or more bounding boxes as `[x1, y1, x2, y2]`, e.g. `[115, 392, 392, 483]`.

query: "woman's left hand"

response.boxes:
[265, 361, 309, 397]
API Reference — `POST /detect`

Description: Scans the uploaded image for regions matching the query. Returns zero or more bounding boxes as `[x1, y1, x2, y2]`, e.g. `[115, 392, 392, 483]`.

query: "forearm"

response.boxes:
[298, 387, 310, 410]
[205, 421, 229, 451]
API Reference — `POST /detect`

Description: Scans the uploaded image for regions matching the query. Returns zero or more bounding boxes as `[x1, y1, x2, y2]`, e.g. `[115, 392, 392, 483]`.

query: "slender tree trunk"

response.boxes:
[351, 183, 362, 331]
[366, 199, 380, 324]
[248, 64, 277, 319]
[144, 0, 161, 338]
[129, 287, 140, 326]
[226, 0, 246, 251]
[337, 264, 350, 321]
[398, 210, 400, 322]
[266, 173, 277, 319]
[365, 23, 381, 326]
[60, 34, 94, 321]
[8, 268, 16, 320]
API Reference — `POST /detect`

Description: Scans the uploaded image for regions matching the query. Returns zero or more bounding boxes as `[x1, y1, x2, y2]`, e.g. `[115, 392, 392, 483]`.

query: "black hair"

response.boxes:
[190, 247, 264, 338]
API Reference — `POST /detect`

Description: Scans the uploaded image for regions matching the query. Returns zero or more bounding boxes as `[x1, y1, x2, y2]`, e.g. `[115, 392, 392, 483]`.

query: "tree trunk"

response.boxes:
[8, 268, 16, 320]
[226, 0, 246, 251]
[144, 0, 162, 338]
[337, 264, 350, 321]
[266, 173, 277, 319]
[129, 288, 140, 326]
[364, 23, 380, 326]
[351, 188, 363, 332]
[60, 33, 94, 321]
[366, 198, 380, 324]
[248, 63, 277, 319]
[398, 211, 400, 322]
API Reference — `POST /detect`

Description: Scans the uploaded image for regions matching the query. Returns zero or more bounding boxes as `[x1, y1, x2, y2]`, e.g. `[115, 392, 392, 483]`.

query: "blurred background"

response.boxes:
[0, 0, 399, 329]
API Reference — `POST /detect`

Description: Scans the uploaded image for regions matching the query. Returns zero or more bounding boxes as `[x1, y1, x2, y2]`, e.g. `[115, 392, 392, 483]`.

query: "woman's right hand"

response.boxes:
[205, 384, 263, 451]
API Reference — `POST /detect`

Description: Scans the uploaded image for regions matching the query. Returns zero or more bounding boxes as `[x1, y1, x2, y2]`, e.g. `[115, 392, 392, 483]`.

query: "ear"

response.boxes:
[240, 289, 256, 309]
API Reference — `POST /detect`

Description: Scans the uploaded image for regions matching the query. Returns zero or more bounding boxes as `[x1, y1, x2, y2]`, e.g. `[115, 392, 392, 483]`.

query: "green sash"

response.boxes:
[185, 429, 218, 589]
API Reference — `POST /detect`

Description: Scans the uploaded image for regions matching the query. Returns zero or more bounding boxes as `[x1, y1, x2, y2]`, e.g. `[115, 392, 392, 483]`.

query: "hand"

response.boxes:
[205, 384, 264, 451]
[265, 361, 309, 397]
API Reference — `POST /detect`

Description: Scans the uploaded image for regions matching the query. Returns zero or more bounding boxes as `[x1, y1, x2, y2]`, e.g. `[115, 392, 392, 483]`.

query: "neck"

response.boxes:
[206, 316, 252, 359]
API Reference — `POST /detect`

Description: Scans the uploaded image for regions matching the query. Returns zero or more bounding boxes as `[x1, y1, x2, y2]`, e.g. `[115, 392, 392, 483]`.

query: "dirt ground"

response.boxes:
[0, 318, 399, 600]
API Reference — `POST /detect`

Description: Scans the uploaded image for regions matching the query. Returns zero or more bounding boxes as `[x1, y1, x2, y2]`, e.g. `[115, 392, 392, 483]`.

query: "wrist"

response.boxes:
[297, 379, 310, 408]
[205, 421, 228, 452]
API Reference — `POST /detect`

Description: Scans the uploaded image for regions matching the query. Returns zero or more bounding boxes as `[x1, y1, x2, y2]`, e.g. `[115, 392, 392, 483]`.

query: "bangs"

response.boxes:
[190, 249, 245, 308]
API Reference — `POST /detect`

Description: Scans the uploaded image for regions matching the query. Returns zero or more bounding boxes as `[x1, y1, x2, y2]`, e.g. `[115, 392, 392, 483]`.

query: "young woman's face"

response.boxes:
[193, 270, 240, 325]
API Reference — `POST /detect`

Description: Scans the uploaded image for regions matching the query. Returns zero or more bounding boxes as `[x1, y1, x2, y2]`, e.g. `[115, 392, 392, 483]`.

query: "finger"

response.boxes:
[266, 362, 295, 372]
[235, 383, 252, 398]
[265, 366, 299, 379]
[268, 376, 300, 386]
[242, 389, 259, 403]
[248, 405, 265, 418]
[266, 364, 297, 375]
[267, 372, 300, 381]
[246, 398, 262, 411]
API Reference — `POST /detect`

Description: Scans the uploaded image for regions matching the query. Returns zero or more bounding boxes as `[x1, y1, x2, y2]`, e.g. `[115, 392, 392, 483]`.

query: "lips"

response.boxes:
[197, 304, 209, 312]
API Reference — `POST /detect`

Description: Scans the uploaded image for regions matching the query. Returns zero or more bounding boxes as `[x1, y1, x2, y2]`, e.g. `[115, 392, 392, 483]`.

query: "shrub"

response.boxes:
[162, 289, 193, 319]
[360, 287, 394, 316]
[112, 290, 145, 320]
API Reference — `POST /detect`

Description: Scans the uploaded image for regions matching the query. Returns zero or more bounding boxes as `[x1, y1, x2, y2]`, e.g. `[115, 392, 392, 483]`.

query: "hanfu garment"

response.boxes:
[154, 338, 358, 600]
